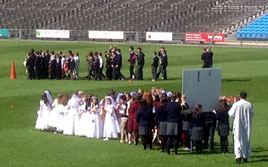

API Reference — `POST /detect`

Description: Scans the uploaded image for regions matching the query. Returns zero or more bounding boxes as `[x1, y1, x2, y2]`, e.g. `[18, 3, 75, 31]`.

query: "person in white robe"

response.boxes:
[63, 93, 80, 136]
[229, 91, 254, 164]
[35, 93, 52, 130]
[103, 96, 120, 141]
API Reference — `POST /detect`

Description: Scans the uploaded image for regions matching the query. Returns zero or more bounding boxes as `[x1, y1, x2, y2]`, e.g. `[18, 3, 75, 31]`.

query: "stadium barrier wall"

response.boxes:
[3, 29, 186, 44]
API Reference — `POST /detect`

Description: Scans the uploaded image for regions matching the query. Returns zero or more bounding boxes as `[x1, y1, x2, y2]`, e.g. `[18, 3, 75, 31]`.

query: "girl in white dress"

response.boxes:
[90, 97, 103, 139]
[63, 93, 79, 136]
[48, 94, 64, 131]
[57, 94, 69, 133]
[35, 93, 52, 130]
[103, 96, 120, 141]
[74, 92, 86, 136]
[82, 96, 93, 138]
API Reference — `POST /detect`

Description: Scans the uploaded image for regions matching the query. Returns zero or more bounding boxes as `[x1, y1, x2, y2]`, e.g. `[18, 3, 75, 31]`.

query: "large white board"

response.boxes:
[88, 31, 124, 39]
[36, 29, 70, 38]
[182, 68, 222, 112]
[146, 32, 173, 41]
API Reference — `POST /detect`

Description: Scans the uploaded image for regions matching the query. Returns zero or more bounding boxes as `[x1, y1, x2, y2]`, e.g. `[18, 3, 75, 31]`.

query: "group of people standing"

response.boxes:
[24, 49, 80, 80]
[35, 87, 254, 164]
[24, 46, 169, 81]
[85, 46, 168, 81]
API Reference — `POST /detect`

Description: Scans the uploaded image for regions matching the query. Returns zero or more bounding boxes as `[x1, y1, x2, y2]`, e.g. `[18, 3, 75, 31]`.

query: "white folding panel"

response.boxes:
[182, 68, 222, 112]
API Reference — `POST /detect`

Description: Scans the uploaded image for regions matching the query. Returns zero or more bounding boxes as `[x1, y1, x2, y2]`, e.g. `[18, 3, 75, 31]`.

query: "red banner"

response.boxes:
[185, 33, 225, 42]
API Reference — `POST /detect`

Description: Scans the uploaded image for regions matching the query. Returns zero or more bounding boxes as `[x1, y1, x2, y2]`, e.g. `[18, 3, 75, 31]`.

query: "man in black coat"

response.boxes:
[112, 53, 120, 80]
[34, 51, 43, 80]
[201, 48, 213, 68]
[26, 49, 36, 80]
[93, 52, 101, 80]
[151, 51, 159, 81]
[135, 47, 145, 81]
[42, 51, 50, 79]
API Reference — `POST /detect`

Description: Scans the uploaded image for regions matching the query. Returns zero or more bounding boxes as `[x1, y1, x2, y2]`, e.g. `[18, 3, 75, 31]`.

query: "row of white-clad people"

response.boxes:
[35, 91, 120, 140]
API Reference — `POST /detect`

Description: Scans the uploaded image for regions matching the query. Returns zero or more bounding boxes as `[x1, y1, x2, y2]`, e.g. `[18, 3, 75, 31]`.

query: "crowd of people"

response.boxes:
[24, 46, 168, 81]
[35, 88, 254, 164]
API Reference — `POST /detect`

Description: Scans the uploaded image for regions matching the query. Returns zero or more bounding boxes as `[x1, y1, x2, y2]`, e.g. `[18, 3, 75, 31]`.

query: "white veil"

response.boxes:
[44, 90, 53, 106]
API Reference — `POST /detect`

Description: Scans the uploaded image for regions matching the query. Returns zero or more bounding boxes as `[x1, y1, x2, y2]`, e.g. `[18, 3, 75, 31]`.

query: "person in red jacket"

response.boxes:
[128, 96, 140, 145]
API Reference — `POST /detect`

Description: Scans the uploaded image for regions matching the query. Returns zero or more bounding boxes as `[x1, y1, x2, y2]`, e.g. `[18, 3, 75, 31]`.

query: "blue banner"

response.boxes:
[0, 29, 9, 37]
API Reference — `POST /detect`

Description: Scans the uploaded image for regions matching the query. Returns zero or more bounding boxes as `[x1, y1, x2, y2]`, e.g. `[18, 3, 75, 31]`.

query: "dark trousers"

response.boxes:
[50, 70, 56, 80]
[220, 136, 228, 153]
[87, 69, 94, 80]
[157, 65, 167, 80]
[100, 67, 105, 78]
[35, 70, 42, 80]
[129, 65, 135, 78]
[204, 123, 216, 151]
[152, 67, 157, 80]
[202, 63, 210, 68]
[141, 135, 152, 150]
[167, 135, 179, 154]
[94, 68, 101, 80]
[41, 68, 49, 79]
[194, 140, 203, 154]
[135, 65, 143, 80]
[106, 68, 113, 80]
[160, 135, 167, 152]
[27, 68, 35, 80]
[112, 67, 120, 80]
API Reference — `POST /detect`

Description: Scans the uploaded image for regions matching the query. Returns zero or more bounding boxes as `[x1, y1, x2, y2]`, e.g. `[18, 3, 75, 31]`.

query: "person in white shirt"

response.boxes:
[74, 52, 80, 80]
[98, 53, 105, 79]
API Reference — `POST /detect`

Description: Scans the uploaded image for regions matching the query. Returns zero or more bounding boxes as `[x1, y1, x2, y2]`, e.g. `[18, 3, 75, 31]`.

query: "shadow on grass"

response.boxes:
[222, 78, 251, 82]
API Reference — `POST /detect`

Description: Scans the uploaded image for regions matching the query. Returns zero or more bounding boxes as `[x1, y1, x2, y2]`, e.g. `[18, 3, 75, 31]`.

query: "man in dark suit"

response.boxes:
[26, 49, 36, 80]
[135, 47, 145, 80]
[112, 52, 120, 80]
[34, 51, 43, 80]
[151, 51, 159, 81]
[202, 48, 213, 68]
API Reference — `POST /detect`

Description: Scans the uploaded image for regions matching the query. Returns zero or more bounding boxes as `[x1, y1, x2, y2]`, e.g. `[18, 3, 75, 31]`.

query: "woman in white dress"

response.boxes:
[103, 96, 120, 141]
[89, 97, 103, 139]
[35, 93, 52, 130]
[63, 93, 79, 136]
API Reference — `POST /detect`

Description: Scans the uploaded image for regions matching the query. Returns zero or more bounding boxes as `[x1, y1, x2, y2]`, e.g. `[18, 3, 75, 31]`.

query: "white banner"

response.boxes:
[146, 32, 173, 41]
[36, 29, 70, 38]
[88, 31, 124, 39]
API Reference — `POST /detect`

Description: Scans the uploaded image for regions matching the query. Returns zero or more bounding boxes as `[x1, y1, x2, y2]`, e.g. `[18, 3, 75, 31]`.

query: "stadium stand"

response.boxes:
[236, 13, 268, 40]
[0, 0, 268, 40]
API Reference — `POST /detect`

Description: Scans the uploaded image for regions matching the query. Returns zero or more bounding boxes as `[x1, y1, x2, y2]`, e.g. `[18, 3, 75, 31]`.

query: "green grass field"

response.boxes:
[0, 40, 268, 167]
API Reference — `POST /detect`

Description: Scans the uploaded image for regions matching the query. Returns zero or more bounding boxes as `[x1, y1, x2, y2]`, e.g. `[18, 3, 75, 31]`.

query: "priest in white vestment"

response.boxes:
[229, 91, 254, 164]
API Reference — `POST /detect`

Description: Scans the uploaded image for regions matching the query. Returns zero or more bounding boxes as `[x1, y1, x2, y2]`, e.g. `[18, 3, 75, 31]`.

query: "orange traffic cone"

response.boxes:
[10, 61, 16, 80]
